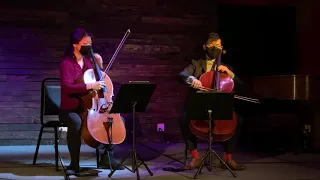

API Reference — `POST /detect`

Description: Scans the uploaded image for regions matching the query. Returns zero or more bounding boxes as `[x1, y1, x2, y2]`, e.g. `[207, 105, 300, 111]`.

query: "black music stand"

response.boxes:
[108, 81, 156, 180]
[186, 90, 237, 179]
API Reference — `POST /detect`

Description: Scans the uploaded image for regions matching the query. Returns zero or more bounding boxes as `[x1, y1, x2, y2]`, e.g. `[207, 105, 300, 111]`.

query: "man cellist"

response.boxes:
[179, 32, 246, 170]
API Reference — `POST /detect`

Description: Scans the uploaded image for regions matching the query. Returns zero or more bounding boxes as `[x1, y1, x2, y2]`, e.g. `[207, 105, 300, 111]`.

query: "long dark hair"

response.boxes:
[64, 28, 93, 57]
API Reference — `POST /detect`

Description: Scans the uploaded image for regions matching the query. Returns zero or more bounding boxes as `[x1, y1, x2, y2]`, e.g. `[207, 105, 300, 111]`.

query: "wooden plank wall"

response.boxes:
[0, 0, 217, 145]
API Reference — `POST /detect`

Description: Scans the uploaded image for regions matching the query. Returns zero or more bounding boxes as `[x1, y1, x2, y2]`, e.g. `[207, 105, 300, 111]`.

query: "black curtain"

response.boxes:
[217, 5, 297, 77]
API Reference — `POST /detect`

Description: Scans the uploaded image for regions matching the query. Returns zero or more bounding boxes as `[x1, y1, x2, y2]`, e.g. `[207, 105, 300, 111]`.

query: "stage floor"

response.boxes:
[0, 143, 319, 180]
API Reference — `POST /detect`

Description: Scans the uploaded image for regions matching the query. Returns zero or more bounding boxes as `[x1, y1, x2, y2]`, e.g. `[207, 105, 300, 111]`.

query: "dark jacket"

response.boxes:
[179, 59, 247, 101]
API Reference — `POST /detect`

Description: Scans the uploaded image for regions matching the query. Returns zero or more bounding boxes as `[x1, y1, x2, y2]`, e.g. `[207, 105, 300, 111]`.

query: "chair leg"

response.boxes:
[184, 146, 188, 165]
[33, 126, 44, 165]
[96, 149, 100, 168]
[54, 127, 60, 171]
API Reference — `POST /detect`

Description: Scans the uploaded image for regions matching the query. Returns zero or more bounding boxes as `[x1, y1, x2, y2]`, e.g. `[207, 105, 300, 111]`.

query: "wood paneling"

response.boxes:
[0, 0, 215, 144]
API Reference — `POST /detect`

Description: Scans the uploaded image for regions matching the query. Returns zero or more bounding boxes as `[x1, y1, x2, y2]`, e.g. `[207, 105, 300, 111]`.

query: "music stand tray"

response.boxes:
[186, 90, 236, 179]
[108, 81, 156, 180]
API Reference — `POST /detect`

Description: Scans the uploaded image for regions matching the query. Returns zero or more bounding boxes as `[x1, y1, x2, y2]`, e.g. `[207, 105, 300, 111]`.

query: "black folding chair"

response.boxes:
[32, 78, 100, 171]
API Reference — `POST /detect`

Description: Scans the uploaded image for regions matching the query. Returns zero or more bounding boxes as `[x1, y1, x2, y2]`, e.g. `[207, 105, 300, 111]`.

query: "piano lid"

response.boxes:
[251, 75, 320, 100]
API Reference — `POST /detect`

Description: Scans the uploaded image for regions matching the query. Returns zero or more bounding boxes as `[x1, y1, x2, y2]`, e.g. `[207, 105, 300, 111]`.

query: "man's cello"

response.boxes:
[75, 29, 130, 148]
[188, 49, 259, 142]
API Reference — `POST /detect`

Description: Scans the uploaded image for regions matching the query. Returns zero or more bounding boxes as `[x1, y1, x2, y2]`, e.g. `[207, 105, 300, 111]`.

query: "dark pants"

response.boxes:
[59, 109, 125, 168]
[179, 112, 243, 154]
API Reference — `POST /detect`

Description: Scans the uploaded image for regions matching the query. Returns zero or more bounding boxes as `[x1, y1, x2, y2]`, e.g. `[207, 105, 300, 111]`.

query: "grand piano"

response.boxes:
[251, 75, 320, 101]
[243, 75, 320, 152]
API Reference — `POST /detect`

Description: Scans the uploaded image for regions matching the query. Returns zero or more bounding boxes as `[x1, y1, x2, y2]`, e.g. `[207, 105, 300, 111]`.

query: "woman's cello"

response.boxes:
[75, 29, 131, 148]
[188, 49, 260, 142]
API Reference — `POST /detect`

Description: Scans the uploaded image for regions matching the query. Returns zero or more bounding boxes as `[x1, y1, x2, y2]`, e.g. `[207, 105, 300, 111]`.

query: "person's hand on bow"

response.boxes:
[186, 76, 202, 89]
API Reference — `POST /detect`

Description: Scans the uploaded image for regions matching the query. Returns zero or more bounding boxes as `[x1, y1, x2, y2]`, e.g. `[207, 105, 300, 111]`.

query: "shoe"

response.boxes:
[66, 166, 98, 177]
[66, 165, 79, 176]
[185, 158, 201, 170]
[99, 154, 125, 170]
[220, 159, 246, 170]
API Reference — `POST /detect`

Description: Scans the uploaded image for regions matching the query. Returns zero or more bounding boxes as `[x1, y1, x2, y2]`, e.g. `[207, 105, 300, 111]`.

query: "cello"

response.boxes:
[188, 49, 260, 142]
[75, 29, 131, 148]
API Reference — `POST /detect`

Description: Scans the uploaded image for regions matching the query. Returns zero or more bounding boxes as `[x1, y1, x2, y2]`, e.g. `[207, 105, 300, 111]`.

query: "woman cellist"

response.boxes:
[59, 28, 124, 176]
[179, 32, 246, 170]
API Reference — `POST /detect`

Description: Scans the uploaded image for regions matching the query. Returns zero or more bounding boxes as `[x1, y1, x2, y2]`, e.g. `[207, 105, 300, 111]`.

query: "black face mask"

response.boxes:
[206, 47, 221, 59]
[79, 45, 91, 56]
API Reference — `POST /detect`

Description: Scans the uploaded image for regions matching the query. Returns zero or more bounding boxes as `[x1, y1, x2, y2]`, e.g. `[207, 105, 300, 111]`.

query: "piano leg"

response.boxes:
[296, 104, 317, 153]
[312, 110, 320, 151]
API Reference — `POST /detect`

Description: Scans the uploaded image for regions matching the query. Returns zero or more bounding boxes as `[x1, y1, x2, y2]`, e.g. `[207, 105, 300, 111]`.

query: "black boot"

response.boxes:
[66, 165, 79, 176]
[66, 165, 98, 177]
[99, 153, 125, 170]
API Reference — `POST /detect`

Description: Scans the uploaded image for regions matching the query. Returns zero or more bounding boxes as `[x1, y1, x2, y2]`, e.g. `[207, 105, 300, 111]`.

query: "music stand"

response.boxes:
[186, 90, 237, 179]
[108, 81, 156, 180]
